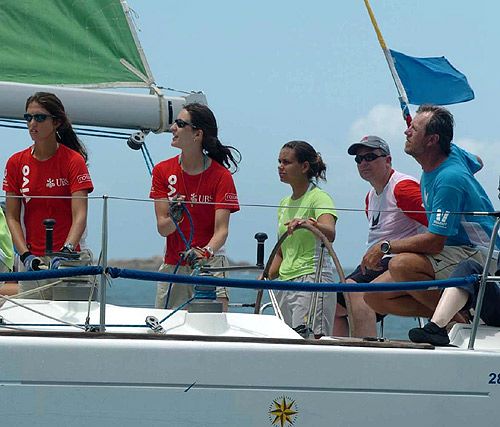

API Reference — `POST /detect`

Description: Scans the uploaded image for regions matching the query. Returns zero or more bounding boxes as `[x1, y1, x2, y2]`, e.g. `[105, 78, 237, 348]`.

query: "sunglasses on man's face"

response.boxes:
[174, 118, 198, 129]
[23, 113, 55, 123]
[354, 152, 387, 164]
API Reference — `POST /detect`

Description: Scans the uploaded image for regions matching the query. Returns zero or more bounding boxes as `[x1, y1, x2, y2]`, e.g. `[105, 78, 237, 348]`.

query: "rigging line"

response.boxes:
[140, 144, 154, 175]
[0, 193, 495, 217]
[0, 122, 129, 140]
[162, 87, 193, 95]
[73, 132, 128, 140]
[2, 195, 106, 200]
[0, 123, 26, 130]
[141, 142, 155, 169]
[1, 280, 63, 300]
[0, 294, 86, 330]
[84, 195, 500, 216]
[159, 297, 195, 324]
[0, 119, 132, 136]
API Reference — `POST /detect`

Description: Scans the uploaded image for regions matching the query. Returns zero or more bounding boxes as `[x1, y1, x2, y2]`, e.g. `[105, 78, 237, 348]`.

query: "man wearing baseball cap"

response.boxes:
[364, 105, 496, 345]
[334, 135, 427, 337]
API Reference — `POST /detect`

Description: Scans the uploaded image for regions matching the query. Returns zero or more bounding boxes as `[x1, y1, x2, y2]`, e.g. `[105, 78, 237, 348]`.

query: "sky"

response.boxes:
[0, 0, 499, 269]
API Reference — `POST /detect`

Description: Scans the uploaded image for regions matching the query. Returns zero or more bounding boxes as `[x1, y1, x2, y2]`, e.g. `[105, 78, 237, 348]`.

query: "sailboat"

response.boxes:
[1, 1, 500, 426]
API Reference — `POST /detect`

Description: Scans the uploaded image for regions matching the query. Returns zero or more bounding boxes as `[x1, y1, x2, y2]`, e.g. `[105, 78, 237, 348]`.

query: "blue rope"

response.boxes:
[171, 203, 194, 250]
[160, 297, 195, 324]
[105, 267, 480, 293]
[0, 266, 103, 282]
[163, 204, 195, 309]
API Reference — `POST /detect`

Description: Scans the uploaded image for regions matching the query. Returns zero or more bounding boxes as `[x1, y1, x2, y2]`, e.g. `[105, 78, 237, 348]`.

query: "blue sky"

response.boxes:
[1, 0, 499, 268]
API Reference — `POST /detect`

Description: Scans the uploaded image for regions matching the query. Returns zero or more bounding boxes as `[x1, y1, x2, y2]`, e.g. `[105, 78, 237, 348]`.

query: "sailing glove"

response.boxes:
[169, 196, 184, 222]
[49, 257, 65, 270]
[20, 251, 45, 271]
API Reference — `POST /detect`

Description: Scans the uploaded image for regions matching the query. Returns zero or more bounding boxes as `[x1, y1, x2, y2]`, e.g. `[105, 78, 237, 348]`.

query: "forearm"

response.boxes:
[67, 192, 89, 248]
[7, 218, 28, 254]
[205, 209, 230, 252]
[5, 196, 28, 254]
[313, 220, 336, 242]
[267, 251, 283, 280]
[205, 229, 228, 253]
[64, 215, 87, 247]
[157, 217, 177, 237]
[389, 233, 445, 255]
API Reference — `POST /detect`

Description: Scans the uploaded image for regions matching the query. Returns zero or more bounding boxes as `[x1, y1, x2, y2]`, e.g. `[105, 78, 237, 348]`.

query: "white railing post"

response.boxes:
[98, 195, 109, 332]
[468, 216, 500, 349]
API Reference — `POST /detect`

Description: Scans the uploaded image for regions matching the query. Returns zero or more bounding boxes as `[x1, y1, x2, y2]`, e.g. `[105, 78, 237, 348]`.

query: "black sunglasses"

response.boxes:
[174, 118, 198, 129]
[24, 113, 56, 123]
[354, 153, 387, 164]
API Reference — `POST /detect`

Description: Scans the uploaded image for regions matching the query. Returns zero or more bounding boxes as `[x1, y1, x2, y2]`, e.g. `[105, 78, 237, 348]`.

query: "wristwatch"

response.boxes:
[62, 242, 75, 252]
[203, 246, 215, 259]
[380, 240, 391, 255]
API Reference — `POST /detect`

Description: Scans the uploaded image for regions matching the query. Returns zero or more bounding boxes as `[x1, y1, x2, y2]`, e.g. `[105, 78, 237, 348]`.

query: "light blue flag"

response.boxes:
[390, 49, 474, 105]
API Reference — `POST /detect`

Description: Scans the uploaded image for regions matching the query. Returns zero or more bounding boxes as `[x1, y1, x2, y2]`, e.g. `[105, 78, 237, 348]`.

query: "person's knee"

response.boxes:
[388, 253, 429, 279]
[388, 254, 411, 275]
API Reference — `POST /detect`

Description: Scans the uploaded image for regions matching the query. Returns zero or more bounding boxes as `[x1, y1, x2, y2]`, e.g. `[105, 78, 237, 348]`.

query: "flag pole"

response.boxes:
[363, 0, 412, 126]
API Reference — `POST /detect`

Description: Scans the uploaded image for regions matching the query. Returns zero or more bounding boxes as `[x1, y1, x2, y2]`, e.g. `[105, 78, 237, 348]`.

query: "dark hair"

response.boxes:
[183, 103, 241, 173]
[25, 92, 88, 162]
[416, 104, 454, 155]
[282, 140, 327, 181]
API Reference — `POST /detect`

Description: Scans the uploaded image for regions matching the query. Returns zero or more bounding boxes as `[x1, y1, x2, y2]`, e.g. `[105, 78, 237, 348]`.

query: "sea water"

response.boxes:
[106, 274, 419, 340]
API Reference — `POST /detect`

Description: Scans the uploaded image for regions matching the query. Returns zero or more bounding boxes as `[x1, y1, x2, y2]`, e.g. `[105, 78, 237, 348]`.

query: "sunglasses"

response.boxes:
[174, 118, 198, 129]
[24, 113, 56, 123]
[354, 153, 387, 164]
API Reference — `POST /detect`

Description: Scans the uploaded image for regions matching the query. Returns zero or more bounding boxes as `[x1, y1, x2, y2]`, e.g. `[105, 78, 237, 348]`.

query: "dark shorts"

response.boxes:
[452, 259, 500, 327]
[338, 257, 391, 308]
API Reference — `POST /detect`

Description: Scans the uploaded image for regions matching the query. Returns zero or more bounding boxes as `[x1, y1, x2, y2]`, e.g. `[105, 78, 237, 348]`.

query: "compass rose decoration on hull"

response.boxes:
[268, 395, 298, 426]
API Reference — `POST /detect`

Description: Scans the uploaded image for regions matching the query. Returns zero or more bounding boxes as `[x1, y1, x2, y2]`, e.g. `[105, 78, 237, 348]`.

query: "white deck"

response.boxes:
[0, 299, 301, 338]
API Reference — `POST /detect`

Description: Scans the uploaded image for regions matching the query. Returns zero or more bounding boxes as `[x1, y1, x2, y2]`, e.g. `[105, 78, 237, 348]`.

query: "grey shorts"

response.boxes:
[426, 246, 488, 280]
[275, 272, 337, 337]
[156, 255, 228, 309]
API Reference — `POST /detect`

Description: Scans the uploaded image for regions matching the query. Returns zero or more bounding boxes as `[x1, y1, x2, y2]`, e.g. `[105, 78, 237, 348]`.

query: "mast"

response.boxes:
[363, 0, 412, 126]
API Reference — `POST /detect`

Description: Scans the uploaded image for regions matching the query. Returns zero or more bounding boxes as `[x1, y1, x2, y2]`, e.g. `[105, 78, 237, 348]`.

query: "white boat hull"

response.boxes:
[0, 300, 498, 426]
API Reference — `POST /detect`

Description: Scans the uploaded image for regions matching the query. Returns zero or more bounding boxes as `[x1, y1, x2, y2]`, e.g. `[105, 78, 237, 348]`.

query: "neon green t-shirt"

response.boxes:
[0, 208, 13, 271]
[277, 186, 337, 281]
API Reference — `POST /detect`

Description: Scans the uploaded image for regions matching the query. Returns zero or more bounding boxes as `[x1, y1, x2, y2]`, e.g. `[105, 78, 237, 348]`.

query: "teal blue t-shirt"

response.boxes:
[421, 145, 497, 249]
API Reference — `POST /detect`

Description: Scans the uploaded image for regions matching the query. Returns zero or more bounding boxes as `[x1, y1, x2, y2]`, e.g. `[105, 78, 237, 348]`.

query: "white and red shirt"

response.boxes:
[3, 144, 94, 255]
[150, 155, 239, 265]
[365, 169, 427, 248]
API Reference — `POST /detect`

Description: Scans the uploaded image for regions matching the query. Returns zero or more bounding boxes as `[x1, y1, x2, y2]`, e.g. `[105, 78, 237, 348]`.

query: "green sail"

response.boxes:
[0, 0, 152, 87]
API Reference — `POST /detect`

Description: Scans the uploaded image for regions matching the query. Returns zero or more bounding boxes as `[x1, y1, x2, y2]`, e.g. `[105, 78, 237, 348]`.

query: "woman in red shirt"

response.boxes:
[150, 103, 240, 309]
[3, 92, 94, 298]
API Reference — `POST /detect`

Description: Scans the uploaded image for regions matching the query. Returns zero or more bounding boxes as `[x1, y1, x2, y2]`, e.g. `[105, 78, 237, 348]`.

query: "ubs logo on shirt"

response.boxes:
[46, 178, 69, 188]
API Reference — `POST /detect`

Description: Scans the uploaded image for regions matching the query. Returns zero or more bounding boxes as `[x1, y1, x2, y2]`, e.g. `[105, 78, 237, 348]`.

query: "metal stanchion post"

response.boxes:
[98, 195, 109, 332]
